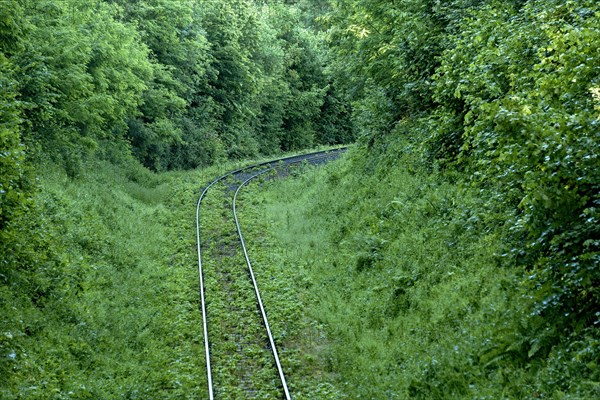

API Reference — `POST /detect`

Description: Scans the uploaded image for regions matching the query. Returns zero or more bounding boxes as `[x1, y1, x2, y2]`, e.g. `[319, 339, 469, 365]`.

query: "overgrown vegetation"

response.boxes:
[1, 0, 598, 397]
[325, 2, 599, 350]
[250, 145, 598, 398]
[2, 0, 353, 174]
[1, 1, 352, 394]
[195, 163, 344, 398]
[0, 152, 217, 398]
[265, 0, 597, 396]
[197, 177, 284, 399]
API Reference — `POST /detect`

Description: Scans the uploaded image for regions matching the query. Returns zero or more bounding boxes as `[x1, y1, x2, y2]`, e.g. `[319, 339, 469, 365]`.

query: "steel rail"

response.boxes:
[195, 148, 346, 400]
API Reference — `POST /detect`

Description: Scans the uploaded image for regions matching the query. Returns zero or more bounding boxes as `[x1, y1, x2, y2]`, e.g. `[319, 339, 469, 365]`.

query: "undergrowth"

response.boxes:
[1, 156, 211, 398]
[2, 144, 597, 398]
[197, 179, 283, 399]
[246, 144, 599, 398]
[237, 165, 345, 399]
[0, 147, 345, 398]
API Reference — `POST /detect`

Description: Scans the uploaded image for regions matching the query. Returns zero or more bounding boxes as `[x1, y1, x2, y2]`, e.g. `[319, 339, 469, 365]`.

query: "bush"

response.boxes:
[436, 0, 600, 340]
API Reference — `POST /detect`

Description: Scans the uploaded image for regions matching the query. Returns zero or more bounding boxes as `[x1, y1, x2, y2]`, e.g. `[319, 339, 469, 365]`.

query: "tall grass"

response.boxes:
[243, 145, 597, 398]
[0, 146, 350, 398]
[0, 158, 211, 398]
[3, 146, 596, 398]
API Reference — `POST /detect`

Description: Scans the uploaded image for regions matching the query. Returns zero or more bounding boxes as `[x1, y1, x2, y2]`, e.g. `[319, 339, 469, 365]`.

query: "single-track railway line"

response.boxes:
[195, 149, 346, 399]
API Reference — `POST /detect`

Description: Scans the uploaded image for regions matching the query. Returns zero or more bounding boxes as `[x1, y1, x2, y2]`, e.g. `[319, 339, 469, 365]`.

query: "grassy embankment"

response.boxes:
[1, 148, 341, 398]
[239, 142, 598, 398]
[1, 154, 214, 398]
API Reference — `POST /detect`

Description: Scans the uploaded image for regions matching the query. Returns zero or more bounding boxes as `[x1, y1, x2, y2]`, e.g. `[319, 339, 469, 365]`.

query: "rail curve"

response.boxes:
[196, 148, 346, 399]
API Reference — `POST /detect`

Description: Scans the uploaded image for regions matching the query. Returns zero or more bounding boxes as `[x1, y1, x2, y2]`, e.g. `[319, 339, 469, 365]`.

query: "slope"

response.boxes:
[242, 142, 599, 398]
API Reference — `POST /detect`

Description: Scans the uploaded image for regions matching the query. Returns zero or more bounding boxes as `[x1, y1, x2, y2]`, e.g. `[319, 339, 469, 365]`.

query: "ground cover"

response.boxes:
[3, 145, 597, 398]
[1, 150, 343, 398]
[242, 146, 598, 398]
[1, 158, 210, 398]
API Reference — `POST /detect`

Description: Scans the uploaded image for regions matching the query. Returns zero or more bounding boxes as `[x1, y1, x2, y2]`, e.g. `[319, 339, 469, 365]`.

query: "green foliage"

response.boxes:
[12, 0, 152, 175]
[435, 0, 600, 341]
[109, 0, 218, 170]
[252, 142, 599, 397]
[0, 0, 24, 55]
[7, 0, 599, 396]
[2, 0, 352, 173]
[196, 177, 287, 398]
[197, 0, 352, 157]
[325, 0, 452, 129]
[250, 147, 509, 397]
[235, 161, 351, 399]
[0, 157, 209, 398]
[319, 0, 600, 396]
[0, 4, 34, 275]
[0, 58, 24, 224]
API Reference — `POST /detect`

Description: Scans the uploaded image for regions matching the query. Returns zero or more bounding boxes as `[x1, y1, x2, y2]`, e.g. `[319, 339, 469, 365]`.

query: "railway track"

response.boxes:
[196, 148, 346, 399]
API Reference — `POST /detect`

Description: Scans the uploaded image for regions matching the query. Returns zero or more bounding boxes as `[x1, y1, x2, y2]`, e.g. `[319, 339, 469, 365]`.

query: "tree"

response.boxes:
[437, 0, 600, 337]
[15, 0, 152, 174]
[0, 0, 30, 245]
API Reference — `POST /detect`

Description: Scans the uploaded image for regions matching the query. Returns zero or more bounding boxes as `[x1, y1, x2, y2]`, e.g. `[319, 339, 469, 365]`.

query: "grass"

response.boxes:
[197, 179, 284, 399]
[239, 146, 561, 398]
[1, 158, 211, 398]
[2, 145, 597, 398]
[235, 166, 345, 399]
[0, 147, 345, 399]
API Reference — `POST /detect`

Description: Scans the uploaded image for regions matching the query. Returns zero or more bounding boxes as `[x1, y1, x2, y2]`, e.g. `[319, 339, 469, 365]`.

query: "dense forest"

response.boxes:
[1, 0, 599, 398]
